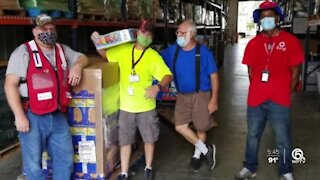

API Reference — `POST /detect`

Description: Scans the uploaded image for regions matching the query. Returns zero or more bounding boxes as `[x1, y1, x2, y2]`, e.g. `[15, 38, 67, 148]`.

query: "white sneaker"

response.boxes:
[235, 167, 257, 179]
[281, 173, 294, 180]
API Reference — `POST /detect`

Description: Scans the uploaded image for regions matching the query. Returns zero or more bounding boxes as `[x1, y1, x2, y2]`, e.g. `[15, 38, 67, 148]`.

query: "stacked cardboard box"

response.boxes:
[106, 0, 123, 20]
[69, 59, 121, 180]
[0, 0, 21, 10]
[29, 59, 120, 180]
[20, 0, 70, 12]
[68, 91, 102, 179]
[41, 151, 52, 177]
[77, 0, 105, 16]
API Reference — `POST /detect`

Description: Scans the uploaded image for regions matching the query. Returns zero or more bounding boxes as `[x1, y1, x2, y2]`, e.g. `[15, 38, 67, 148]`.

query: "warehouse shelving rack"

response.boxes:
[303, 17, 320, 91]
[302, 0, 320, 91]
[0, 0, 228, 64]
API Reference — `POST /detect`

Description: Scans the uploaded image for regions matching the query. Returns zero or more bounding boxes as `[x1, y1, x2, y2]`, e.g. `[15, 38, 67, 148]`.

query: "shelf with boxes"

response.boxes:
[301, 0, 320, 92]
[307, 18, 320, 26]
[274, 0, 319, 32]
[303, 17, 320, 92]
[0, 63, 16, 151]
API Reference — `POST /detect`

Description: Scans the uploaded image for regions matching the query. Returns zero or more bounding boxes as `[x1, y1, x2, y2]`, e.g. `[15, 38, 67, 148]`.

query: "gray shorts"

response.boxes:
[119, 109, 159, 146]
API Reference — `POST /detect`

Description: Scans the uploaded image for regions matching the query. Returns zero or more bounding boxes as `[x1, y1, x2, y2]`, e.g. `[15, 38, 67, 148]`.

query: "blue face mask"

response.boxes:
[260, 17, 276, 31]
[176, 36, 190, 47]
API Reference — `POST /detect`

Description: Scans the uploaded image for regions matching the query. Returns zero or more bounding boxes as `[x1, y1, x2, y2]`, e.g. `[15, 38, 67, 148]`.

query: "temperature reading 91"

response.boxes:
[267, 149, 280, 164]
[268, 157, 279, 164]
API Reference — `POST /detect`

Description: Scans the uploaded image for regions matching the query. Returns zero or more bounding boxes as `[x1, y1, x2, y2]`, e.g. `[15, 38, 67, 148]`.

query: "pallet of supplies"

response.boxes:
[20, 0, 70, 12]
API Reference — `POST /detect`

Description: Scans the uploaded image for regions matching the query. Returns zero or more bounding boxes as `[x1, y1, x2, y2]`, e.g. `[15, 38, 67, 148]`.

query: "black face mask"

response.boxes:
[38, 32, 57, 45]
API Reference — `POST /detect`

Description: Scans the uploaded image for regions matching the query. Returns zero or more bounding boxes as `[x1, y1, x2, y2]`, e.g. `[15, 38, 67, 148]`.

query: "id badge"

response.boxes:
[128, 86, 134, 96]
[129, 74, 140, 83]
[261, 70, 269, 82]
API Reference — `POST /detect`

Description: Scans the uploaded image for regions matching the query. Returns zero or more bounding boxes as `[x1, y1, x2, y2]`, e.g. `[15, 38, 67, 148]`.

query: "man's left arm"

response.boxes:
[288, 36, 304, 93]
[204, 46, 219, 114]
[145, 74, 172, 99]
[290, 65, 301, 92]
[145, 52, 173, 99]
[208, 72, 219, 113]
[62, 44, 89, 86]
[68, 55, 89, 86]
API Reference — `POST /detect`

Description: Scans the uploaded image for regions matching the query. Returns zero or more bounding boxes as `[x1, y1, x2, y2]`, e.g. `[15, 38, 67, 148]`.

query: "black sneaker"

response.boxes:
[191, 157, 201, 172]
[144, 168, 154, 180]
[205, 144, 216, 170]
[117, 174, 128, 180]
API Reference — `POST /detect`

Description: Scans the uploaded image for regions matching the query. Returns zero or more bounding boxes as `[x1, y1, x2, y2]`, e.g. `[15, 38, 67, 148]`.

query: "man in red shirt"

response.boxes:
[235, 1, 304, 180]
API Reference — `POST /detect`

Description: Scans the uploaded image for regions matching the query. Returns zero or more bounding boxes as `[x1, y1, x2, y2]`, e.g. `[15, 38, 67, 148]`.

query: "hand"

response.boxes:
[68, 63, 82, 86]
[91, 31, 100, 44]
[208, 100, 218, 114]
[15, 114, 30, 132]
[145, 85, 160, 99]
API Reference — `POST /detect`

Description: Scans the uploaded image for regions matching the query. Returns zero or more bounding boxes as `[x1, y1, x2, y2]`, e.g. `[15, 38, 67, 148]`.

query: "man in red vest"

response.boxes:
[235, 1, 304, 180]
[4, 14, 88, 180]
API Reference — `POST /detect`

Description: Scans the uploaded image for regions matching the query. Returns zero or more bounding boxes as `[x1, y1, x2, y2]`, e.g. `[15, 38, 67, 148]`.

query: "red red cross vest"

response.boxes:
[24, 40, 71, 115]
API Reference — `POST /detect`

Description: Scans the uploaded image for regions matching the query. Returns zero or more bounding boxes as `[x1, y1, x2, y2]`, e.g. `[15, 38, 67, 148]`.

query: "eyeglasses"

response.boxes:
[175, 30, 190, 36]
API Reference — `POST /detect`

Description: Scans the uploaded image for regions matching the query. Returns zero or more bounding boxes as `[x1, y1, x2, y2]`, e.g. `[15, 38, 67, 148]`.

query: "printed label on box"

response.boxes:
[86, 99, 95, 107]
[79, 140, 96, 163]
[82, 163, 88, 174]
[70, 99, 87, 107]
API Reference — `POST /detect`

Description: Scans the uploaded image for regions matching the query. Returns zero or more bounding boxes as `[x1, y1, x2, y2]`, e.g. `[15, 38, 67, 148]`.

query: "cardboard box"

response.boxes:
[68, 93, 96, 127]
[41, 151, 52, 178]
[92, 29, 137, 50]
[71, 59, 121, 179]
[71, 127, 96, 153]
[155, 81, 177, 101]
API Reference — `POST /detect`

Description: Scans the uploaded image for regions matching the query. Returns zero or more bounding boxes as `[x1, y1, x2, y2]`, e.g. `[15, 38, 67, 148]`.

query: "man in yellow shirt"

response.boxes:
[91, 20, 172, 180]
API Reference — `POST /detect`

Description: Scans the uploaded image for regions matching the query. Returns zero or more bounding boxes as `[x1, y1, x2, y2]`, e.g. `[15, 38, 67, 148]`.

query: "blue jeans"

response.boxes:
[244, 101, 292, 175]
[19, 110, 73, 180]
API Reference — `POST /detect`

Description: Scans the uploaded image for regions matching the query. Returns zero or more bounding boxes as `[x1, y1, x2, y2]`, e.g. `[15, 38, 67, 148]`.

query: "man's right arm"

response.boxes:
[4, 74, 30, 132]
[97, 49, 107, 60]
[91, 31, 108, 61]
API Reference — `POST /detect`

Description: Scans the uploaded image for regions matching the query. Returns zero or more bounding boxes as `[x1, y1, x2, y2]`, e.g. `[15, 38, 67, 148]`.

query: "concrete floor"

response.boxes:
[1, 38, 319, 180]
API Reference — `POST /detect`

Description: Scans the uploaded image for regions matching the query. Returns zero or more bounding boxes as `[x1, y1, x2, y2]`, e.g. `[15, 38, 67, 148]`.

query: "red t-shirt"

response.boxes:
[243, 31, 304, 107]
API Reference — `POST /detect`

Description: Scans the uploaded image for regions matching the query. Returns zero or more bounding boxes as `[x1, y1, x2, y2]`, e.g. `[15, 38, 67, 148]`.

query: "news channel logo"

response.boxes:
[267, 148, 306, 164]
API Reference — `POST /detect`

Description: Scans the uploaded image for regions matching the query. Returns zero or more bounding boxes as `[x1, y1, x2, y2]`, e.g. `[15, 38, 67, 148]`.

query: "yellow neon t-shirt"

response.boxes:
[106, 43, 172, 113]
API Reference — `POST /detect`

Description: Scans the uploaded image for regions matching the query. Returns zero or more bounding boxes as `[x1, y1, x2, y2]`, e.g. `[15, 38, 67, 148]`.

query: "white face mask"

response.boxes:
[176, 32, 191, 47]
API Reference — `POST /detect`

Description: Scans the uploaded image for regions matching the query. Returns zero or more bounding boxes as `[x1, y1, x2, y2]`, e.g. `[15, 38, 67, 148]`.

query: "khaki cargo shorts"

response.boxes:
[119, 109, 159, 146]
[175, 91, 214, 132]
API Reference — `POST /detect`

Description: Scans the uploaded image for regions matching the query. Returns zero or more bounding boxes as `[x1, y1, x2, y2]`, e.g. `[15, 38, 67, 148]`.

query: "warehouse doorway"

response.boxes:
[238, 1, 263, 39]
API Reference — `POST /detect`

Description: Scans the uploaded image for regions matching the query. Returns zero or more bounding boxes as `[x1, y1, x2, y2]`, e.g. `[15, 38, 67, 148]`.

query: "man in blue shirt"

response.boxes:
[161, 20, 219, 172]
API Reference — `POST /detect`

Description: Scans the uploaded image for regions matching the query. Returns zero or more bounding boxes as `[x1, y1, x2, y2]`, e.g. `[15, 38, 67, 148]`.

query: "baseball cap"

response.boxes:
[253, 0, 284, 23]
[139, 20, 155, 35]
[35, 14, 54, 27]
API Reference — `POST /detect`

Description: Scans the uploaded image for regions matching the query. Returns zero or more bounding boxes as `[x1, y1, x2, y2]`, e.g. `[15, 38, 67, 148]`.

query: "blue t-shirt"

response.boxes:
[161, 44, 218, 93]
